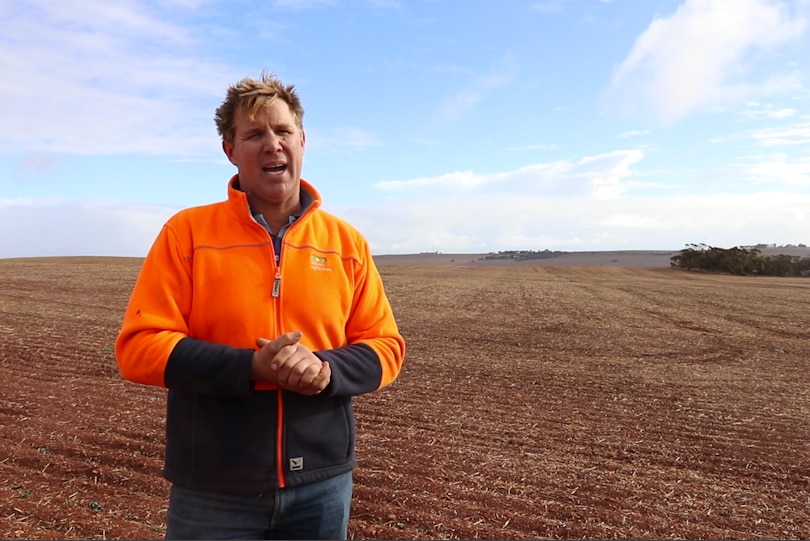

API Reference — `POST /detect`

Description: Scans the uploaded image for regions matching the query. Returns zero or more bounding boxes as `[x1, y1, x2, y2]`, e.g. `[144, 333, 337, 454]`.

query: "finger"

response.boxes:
[292, 362, 322, 389]
[271, 342, 302, 372]
[300, 362, 331, 393]
[250, 338, 276, 383]
[317, 361, 331, 386]
[258, 331, 301, 356]
[300, 359, 330, 388]
[273, 331, 302, 350]
[278, 330, 302, 344]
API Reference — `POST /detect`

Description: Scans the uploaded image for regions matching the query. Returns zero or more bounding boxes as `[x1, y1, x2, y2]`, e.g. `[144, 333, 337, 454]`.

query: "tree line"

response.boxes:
[670, 244, 810, 276]
[481, 249, 567, 261]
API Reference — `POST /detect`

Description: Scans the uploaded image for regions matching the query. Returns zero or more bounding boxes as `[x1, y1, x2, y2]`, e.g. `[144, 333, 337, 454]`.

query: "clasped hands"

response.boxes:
[250, 331, 330, 395]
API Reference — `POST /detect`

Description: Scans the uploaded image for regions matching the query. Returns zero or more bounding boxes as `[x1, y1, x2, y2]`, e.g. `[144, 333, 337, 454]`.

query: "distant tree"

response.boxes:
[482, 249, 565, 261]
[671, 244, 810, 277]
[670, 243, 709, 271]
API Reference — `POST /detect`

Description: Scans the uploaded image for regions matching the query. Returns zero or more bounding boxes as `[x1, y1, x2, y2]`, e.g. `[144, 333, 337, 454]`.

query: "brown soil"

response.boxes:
[0, 256, 808, 539]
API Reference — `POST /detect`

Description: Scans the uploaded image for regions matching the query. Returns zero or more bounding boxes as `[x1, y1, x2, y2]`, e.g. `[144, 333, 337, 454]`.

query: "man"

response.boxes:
[115, 72, 405, 540]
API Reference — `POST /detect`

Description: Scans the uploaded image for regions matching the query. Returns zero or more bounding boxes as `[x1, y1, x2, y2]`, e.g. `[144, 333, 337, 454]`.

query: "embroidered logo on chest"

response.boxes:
[310, 255, 333, 272]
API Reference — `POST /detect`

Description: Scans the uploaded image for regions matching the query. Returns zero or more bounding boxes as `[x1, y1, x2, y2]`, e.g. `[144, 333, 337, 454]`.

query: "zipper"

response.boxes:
[265, 197, 317, 489]
[276, 390, 286, 488]
[271, 241, 286, 487]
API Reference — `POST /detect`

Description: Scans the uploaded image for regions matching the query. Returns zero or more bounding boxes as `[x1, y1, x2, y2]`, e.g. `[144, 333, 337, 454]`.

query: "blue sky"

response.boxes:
[2, 0, 810, 257]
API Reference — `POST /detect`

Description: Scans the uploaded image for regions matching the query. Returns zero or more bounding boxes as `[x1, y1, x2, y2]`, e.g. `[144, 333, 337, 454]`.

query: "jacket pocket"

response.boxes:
[282, 393, 354, 475]
[165, 390, 280, 490]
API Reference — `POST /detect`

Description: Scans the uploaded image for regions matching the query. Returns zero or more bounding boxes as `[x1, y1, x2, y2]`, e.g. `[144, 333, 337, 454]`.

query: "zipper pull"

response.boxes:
[272, 272, 281, 298]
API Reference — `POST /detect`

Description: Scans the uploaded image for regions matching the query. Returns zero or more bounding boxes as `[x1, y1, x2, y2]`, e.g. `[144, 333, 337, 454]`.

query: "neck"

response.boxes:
[255, 199, 301, 233]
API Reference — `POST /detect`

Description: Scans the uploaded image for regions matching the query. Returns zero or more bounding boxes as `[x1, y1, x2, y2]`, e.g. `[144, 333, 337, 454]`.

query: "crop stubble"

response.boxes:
[0, 257, 807, 539]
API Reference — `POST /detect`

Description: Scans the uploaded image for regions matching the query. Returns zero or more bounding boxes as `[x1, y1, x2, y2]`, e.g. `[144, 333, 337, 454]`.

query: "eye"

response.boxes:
[240, 130, 262, 141]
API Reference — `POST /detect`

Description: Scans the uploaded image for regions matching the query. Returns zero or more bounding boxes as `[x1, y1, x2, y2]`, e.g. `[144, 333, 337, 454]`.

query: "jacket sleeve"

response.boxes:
[316, 241, 405, 398]
[114, 222, 254, 397]
[165, 337, 254, 398]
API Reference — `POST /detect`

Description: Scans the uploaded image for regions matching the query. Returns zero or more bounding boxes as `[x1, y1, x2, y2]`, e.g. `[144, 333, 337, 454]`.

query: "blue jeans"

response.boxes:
[165, 472, 353, 540]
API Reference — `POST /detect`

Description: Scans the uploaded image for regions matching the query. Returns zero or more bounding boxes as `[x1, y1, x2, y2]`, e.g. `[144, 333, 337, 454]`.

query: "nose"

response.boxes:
[263, 131, 283, 152]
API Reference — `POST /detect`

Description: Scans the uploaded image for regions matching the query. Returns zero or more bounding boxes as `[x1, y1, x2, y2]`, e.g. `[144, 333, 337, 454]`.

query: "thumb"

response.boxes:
[277, 330, 302, 346]
[258, 331, 302, 354]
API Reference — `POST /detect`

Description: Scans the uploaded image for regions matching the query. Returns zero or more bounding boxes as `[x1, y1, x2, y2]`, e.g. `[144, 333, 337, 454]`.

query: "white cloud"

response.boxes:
[531, 0, 571, 15]
[745, 153, 810, 184]
[439, 55, 518, 120]
[4, 153, 809, 258]
[507, 144, 558, 152]
[750, 121, 810, 146]
[741, 101, 800, 119]
[766, 108, 798, 119]
[619, 129, 650, 138]
[274, 0, 339, 9]
[0, 0, 234, 156]
[603, 0, 807, 123]
[375, 170, 484, 191]
[306, 127, 383, 152]
[375, 150, 644, 200]
[599, 213, 668, 230]
[0, 198, 178, 258]
[364, 0, 402, 9]
[581, 150, 642, 199]
[339, 189, 810, 254]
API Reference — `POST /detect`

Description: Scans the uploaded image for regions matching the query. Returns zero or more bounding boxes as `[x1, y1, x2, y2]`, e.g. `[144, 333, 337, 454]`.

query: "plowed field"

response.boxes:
[0, 257, 808, 539]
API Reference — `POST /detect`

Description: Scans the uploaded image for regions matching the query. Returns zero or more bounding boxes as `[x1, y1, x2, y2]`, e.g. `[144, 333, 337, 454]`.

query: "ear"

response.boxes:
[222, 140, 236, 165]
[300, 129, 306, 151]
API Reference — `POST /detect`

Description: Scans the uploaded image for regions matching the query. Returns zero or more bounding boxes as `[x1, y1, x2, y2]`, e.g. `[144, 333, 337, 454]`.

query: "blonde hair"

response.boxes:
[214, 71, 304, 144]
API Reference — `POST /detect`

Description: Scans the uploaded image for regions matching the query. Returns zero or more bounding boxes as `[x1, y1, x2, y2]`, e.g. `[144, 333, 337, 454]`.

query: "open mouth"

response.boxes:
[263, 164, 286, 173]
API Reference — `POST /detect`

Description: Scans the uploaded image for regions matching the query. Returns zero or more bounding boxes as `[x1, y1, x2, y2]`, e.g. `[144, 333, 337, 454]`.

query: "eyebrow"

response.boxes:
[240, 120, 296, 133]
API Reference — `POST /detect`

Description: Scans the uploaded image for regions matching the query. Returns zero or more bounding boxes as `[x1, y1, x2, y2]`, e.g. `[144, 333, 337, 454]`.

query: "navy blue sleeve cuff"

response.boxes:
[165, 337, 255, 398]
[315, 343, 382, 398]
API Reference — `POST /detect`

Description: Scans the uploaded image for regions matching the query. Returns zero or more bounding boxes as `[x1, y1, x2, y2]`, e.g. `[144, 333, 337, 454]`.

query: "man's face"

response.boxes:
[223, 99, 306, 209]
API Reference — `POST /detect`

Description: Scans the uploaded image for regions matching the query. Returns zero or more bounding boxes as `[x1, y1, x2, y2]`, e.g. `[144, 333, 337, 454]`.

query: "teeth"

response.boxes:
[264, 164, 286, 172]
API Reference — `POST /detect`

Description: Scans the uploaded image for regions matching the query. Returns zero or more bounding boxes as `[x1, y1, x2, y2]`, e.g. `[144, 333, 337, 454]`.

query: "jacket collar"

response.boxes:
[226, 175, 322, 216]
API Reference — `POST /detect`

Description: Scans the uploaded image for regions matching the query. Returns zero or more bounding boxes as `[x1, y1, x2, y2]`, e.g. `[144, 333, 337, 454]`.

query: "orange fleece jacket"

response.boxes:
[116, 177, 404, 395]
[114, 177, 405, 491]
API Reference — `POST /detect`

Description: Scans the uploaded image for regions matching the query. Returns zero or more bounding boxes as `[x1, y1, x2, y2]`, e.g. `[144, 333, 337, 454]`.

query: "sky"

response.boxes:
[2, 0, 810, 258]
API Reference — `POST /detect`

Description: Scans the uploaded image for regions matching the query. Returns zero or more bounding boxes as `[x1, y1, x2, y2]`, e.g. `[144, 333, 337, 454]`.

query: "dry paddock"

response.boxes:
[0, 257, 808, 539]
